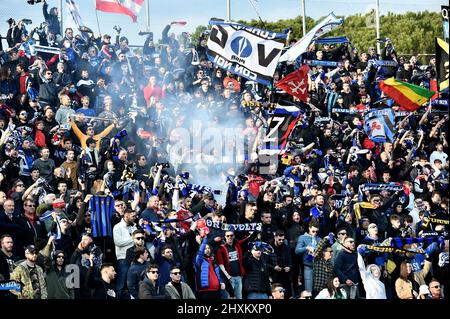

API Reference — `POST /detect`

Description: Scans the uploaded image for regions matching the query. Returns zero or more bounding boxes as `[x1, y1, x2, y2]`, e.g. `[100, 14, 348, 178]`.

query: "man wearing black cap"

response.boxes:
[42, 235, 74, 299]
[10, 245, 47, 299]
[243, 242, 271, 299]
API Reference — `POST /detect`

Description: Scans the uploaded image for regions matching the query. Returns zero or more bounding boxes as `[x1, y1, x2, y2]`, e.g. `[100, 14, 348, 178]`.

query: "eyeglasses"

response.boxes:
[171, 272, 181, 275]
[225, 235, 234, 238]
[135, 237, 145, 240]
[26, 204, 36, 207]
[430, 285, 441, 289]
[57, 255, 65, 259]
[149, 270, 159, 274]
[46, 72, 52, 75]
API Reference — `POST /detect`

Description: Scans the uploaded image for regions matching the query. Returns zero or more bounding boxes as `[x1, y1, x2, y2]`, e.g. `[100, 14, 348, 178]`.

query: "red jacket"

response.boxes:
[216, 235, 253, 277]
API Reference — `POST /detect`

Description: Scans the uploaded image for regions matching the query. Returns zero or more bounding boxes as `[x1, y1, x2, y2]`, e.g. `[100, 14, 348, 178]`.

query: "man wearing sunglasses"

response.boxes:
[42, 236, 74, 299]
[125, 229, 151, 264]
[139, 264, 168, 299]
[16, 199, 46, 247]
[295, 221, 321, 293]
[165, 265, 195, 299]
[334, 237, 359, 299]
[271, 283, 285, 299]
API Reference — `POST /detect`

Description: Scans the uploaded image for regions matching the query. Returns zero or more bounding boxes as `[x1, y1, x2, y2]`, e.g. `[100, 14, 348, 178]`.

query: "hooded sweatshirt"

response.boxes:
[357, 252, 386, 299]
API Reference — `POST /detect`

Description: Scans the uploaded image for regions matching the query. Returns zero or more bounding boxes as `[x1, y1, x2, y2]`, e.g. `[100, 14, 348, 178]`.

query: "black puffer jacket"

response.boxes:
[243, 254, 271, 295]
[138, 276, 169, 299]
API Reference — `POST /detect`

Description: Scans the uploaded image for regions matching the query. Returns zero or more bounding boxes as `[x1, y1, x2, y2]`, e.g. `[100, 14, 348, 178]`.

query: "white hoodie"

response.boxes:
[357, 253, 387, 299]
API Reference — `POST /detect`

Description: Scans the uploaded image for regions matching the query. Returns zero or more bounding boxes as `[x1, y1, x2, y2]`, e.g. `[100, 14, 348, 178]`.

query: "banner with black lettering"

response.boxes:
[206, 19, 287, 85]
[205, 219, 262, 232]
[365, 245, 425, 255]
[436, 37, 449, 92]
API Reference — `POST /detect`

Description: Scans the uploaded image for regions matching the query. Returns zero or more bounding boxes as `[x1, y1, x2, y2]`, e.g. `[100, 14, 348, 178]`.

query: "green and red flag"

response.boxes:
[379, 77, 435, 111]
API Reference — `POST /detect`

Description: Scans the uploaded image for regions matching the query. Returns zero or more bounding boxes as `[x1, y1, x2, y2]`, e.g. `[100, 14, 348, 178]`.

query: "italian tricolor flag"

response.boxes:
[379, 77, 435, 111]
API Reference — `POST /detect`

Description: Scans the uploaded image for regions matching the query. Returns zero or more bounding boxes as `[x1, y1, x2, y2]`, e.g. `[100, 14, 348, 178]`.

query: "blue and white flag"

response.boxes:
[326, 91, 339, 116]
[279, 12, 344, 63]
[66, 0, 89, 41]
[364, 108, 395, 143]
[206, 19, 287, 85]
[89, 195, 115, 238]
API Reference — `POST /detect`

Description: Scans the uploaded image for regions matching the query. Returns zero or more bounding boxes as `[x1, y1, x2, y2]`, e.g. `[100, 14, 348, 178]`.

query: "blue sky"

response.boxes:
[0, 0, 445, 46]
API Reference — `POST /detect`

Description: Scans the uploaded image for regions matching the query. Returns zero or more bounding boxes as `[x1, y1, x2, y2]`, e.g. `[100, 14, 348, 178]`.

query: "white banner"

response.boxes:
[279, 12, 343, 63]
[206, 20, 286, 85]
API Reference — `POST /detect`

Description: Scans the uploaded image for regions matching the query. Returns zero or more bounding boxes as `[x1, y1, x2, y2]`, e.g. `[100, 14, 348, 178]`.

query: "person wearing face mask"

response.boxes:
[357, 244, 386, 299]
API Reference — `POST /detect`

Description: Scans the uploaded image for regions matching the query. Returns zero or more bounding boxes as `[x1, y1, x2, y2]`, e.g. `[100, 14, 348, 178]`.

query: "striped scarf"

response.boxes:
[365, 244, 425, 255]
[390, 236, 444, 249]
[353, 202, 377, 224]
[358, 183, 404, 200]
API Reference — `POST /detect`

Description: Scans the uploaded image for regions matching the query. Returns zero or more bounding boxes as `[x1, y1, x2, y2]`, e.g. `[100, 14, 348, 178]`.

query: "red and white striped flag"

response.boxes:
[96, 0, 144, 23]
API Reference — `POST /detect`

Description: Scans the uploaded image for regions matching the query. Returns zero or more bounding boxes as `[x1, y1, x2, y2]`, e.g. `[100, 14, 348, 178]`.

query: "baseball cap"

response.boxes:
[25, 245, 39, 255]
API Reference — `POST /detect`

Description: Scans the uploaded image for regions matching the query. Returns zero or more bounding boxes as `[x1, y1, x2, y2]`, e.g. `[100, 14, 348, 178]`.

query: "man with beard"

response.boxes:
[112, 209, 137, 299]
[10, 245, 47, 299]
[42, 235, 74, 299]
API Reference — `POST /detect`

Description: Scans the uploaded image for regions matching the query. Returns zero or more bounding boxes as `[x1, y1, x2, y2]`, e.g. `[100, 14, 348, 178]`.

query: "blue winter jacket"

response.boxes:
[194, 238, 222, 289]
[295, 233, 322, 267]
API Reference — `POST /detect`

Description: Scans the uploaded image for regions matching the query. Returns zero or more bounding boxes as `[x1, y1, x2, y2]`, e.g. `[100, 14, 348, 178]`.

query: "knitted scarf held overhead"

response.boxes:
[390, 236, 445, 249]
[353, 202, 377, 225]
[365, 244, 425, 255]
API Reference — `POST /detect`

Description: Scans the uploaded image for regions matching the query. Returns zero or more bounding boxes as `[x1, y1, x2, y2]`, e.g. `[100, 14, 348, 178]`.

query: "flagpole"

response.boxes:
[59, 0, 63, 34]
[226, 0, 231, 21]
[94, 0, 102, 35]
[301, 0, 306, 36]
[375, 0, 381, 55]
[146, 0, 150, 31]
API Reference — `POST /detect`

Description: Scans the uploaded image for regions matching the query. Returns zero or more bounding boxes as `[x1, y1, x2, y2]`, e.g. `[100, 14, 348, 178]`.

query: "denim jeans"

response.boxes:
[247, 292, 269, 299]
[116, 259, 130, 299]
[230, 276, 243, 299]
[303, 265, 313, 292]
